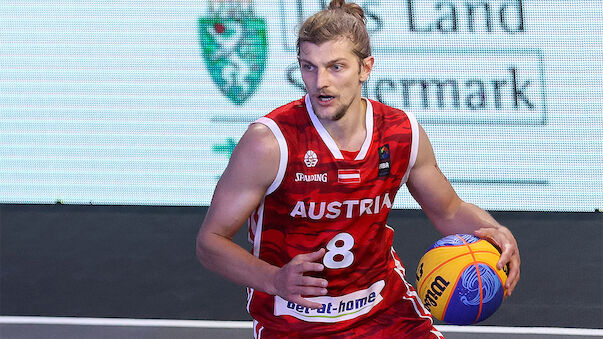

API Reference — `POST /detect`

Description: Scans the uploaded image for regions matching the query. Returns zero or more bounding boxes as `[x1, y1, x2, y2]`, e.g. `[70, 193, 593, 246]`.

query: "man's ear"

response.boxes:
[360, 56, 374, 82]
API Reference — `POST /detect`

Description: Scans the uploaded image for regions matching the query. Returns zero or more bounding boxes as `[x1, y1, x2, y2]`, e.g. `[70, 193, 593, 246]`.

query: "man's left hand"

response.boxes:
[474, 226, 520, 297]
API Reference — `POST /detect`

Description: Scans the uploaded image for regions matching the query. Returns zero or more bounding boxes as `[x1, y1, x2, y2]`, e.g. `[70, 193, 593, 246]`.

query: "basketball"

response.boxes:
[415, 234, 508, 325]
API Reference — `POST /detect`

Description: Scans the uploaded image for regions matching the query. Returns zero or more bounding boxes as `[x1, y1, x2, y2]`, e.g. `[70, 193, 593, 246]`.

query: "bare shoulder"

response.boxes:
[243, 122, 279, 149]
[200, 122, 281, 237]
[223, 122, 280, 190]
[234, 122, 279, 164]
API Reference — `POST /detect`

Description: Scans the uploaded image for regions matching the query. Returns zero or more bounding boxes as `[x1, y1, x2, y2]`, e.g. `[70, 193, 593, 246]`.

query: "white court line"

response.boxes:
[0, 317, 601, 336]
[436, 325, 603, 336]
[0, 317, 251, 329]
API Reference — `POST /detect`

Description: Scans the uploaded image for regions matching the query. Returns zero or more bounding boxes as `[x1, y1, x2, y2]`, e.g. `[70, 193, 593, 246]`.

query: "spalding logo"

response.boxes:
[304, 150, 318, 167]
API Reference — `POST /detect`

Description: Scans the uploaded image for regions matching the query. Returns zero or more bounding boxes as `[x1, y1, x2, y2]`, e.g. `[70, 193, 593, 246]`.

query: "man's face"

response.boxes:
[298, 38, 373, 121]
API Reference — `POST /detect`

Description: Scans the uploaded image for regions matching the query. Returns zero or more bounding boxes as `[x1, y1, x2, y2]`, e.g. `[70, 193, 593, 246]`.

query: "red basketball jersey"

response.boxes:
[247, 96, 433, 336]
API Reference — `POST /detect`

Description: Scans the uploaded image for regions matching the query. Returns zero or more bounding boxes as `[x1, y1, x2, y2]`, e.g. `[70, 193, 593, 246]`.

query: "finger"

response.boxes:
[474, 228, 512, 270]
[474, 227, 520, 296]
[474, 228, 501, 250]
[296, 248, 326, 263]
[497, 244, 514, 270]
[300, 286, 329, 297]
[505, 256, 521, 296]
[496, 234, 519, 270]
[290, 284, 328, 296]
[289, 295, 324, 310]
[298, 261, 325, 274]
[299, 275, 328, 288]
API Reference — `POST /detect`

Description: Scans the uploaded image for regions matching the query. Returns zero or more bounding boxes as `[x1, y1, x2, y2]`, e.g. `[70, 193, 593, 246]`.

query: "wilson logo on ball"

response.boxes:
[423, 275, 450, 311]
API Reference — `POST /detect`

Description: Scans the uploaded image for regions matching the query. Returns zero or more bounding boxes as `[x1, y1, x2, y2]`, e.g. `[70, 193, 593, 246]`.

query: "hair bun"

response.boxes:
[328, 0, 346, 9]
[328, 0, 366, 22]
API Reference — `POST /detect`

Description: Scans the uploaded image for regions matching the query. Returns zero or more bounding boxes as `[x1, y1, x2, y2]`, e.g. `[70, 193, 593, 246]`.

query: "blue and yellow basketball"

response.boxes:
[415, 234, 508, 325]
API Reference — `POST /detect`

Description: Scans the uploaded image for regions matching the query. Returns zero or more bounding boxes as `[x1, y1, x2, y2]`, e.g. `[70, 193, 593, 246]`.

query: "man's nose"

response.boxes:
[316, 68, 330, 89]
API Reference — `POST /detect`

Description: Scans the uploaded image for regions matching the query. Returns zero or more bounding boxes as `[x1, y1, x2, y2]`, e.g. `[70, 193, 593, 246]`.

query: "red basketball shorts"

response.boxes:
[253, 297, 445, 339]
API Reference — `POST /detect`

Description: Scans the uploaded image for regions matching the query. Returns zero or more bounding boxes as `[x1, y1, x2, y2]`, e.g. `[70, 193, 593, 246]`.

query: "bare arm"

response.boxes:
[196, 123, 327, 308]
[406, 124, 520, 295]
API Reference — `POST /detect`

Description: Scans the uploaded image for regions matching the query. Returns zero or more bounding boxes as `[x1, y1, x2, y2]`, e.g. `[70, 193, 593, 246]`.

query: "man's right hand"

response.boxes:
[269, 248, 329, 309]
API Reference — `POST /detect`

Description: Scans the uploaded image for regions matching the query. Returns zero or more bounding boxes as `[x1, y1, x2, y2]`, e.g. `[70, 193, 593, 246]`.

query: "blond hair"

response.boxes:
[297, 0, 371, 62]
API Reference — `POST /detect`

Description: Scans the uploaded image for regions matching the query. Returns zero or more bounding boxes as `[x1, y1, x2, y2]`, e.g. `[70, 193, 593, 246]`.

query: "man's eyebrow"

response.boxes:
[298, 57, 347, 65]
[298, 57, 313, 64]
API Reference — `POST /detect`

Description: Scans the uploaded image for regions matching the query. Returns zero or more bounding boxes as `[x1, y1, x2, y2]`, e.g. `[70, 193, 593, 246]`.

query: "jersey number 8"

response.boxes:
[323, 232, 354, 269]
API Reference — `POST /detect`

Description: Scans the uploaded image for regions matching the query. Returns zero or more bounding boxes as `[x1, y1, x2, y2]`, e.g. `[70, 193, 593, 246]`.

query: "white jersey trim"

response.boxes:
[253, 320, 264, 339]
[247, 117, 286, 321]
[401, 110, 420, 185]
[355, 99, 373, 161]
[247, 287, 254, 315]
[251, 199, 266, 257]
[253, 117, 288, 195]
[246, 198, 266, 314]
[304, 95, 373, 161]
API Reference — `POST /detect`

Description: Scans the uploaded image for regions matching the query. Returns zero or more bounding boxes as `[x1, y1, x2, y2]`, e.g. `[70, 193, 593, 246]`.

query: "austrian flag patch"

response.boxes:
[338, 169, 361, 184]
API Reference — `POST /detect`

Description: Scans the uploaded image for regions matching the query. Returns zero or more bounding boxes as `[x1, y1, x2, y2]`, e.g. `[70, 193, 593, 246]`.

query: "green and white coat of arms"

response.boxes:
[199, 0, 268, 105]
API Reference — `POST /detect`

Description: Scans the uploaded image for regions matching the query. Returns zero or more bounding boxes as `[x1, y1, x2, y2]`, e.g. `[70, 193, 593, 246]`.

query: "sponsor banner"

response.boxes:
[274, 280, 385, 323]
[0, 0, 601, 211]
[366, 49, 546, 125]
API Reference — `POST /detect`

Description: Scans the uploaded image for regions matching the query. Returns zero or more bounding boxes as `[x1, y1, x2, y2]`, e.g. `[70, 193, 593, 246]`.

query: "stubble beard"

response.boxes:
[315, 97, 353, 122]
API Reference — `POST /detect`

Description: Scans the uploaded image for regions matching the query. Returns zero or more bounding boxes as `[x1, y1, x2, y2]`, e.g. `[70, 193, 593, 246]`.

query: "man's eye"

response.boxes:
[303, 64, 314, 71]
[332, 64, 343, 71]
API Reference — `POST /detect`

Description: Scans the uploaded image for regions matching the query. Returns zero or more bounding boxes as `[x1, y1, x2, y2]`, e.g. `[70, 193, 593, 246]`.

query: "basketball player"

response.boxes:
[196, 1, 520, 337]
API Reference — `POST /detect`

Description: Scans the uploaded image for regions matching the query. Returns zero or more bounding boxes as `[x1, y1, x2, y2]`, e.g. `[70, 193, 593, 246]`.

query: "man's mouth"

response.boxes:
[318, 95, 335, 102]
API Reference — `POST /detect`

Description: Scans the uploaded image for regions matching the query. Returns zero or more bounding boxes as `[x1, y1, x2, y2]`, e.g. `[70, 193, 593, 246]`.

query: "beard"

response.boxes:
[331, 106, 347, 121]
[314, 96, 353, 122]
